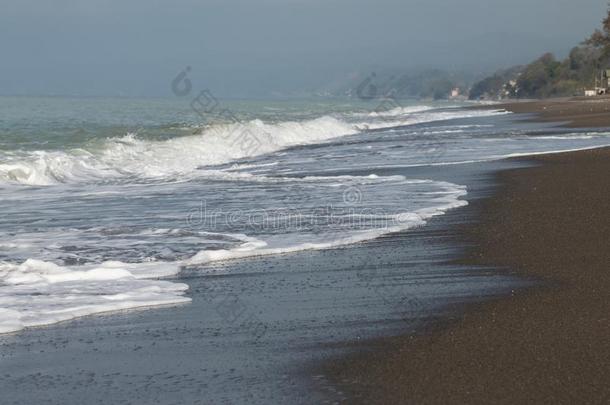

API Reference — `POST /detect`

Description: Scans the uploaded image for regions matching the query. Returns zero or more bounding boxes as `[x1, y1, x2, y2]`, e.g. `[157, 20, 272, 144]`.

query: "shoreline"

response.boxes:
[324, 147, 610, 404]
[3, 102, 610, 403]
[1, 158, 523, 404]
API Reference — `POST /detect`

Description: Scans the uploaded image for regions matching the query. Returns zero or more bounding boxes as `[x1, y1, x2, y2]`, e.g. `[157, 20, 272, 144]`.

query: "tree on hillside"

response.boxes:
[470, 6, 610, 100]
[516, 53, 562, 98]
[468, 65, 523, 100]
[566, 46, 601, 84]
[585, 4, 610, 59]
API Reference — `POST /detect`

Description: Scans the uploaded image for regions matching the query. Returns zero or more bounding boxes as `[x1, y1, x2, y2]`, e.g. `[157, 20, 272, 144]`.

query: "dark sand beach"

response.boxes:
[325, 146, 610, 404]
[2, 99, 609, 404]
[0, 157, 525, 404]
[488, 96, 610, 128]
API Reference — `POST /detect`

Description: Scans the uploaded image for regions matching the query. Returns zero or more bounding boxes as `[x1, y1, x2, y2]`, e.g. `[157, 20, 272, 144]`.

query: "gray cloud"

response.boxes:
[0, 0, 605, 97]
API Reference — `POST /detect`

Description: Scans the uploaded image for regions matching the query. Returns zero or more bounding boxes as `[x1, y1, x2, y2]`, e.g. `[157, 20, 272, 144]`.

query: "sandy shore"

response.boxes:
[325, 147, 610, 404]
[486, 96, 610, 128]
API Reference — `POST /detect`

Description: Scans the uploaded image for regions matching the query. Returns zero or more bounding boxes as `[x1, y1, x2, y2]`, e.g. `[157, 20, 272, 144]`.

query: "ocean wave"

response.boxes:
[185, 180, 468, 265]
[0, 107, 507, 186]
[0, 174, 468, 334]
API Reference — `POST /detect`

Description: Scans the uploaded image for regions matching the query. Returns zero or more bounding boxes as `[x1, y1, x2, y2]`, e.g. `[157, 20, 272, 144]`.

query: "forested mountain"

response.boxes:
[470, 8, 610, 99]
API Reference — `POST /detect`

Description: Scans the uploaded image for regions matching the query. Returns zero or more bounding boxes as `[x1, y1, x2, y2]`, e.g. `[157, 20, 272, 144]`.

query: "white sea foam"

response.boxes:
[531, 134, 600, 140]
[0, 108, 508, 186]
[355, 109, 509, 131]
[4, 100, 610, 339]
[0, 174, 468, 334]
[364, 105, 437, 117]
[0, 259, 189, 334]
[186, 180, 468, 265]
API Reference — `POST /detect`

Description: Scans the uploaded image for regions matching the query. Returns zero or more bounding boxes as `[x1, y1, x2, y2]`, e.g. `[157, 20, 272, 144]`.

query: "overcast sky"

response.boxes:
[0, 0, 606, 97]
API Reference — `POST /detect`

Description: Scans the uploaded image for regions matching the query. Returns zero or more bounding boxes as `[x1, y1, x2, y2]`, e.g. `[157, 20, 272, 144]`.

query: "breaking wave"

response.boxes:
[0, 108, 507, 186]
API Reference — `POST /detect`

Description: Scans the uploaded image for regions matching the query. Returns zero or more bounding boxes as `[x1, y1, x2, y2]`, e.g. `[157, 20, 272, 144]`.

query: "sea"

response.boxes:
[0, 95, 609, 403]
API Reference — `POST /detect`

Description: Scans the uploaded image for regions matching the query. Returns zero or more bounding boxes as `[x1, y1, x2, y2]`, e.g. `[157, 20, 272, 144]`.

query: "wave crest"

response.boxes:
[0, 107, 506, 186]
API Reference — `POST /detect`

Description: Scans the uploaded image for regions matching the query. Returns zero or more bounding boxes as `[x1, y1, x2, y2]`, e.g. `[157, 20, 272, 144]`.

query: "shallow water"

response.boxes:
[1, 97, 609, 334]
[2, 96, 609, 403]
[0, 159, 528, 405]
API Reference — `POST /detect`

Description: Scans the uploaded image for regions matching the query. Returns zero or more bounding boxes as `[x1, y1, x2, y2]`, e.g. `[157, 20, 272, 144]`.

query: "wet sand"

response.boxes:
[325, 147, 610, 404]
[487, 96, 610, 128]
[0, 160, 524, 405]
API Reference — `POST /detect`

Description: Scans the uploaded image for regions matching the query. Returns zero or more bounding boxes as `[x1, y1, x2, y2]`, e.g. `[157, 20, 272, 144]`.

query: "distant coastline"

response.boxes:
[469, 8, 610, 101]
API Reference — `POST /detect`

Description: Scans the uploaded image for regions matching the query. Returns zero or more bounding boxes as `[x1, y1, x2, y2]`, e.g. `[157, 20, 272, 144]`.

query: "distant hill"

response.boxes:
[331, 69, 479, 100]
[470, 8, 610, 100]
[468, 65, 524, 100]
